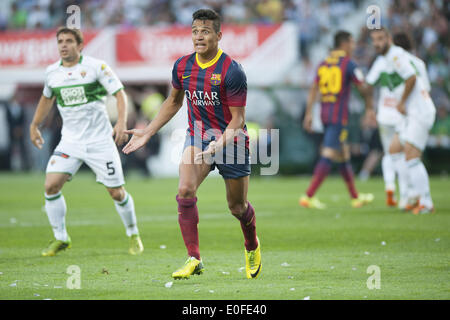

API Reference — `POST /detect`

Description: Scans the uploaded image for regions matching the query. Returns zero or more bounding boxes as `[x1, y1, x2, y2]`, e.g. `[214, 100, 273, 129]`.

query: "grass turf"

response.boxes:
[0, 172, 448, 300]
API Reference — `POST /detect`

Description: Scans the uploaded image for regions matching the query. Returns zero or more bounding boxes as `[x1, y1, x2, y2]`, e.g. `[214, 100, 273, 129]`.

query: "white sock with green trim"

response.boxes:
[44, 192, 69, 241]
[114, 192, 139, 237]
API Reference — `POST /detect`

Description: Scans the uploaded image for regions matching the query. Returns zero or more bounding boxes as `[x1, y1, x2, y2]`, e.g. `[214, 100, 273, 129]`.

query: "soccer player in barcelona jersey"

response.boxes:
[122, 9, 261, 279]
[30, 27, 143, 256]
[300, 31, 376, 209]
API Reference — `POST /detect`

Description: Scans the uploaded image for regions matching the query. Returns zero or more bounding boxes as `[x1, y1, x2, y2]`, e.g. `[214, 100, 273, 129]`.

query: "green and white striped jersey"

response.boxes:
[366, 45, 432, 125]
[43, 55, 123, 143]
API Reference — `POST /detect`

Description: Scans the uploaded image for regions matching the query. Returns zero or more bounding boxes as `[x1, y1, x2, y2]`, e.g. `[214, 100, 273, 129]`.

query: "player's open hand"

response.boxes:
[30, 125, 44, 149]
[113, 122, 129, 146]
[122, 128, 151, 154]
[194, 141, 217, 163]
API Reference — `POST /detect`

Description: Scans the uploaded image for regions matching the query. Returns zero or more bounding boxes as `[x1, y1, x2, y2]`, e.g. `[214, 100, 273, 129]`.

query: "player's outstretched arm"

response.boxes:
[29, 95, 55, 149]
[122, 87, 184, 154]
[303, 82, 319, 133]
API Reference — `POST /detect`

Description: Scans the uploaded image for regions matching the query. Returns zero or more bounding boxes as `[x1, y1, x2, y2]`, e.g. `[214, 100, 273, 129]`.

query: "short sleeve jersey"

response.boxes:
[314, 50, 364, 126]
[43, 55, 123, 143]
[171, 49, 248, 146]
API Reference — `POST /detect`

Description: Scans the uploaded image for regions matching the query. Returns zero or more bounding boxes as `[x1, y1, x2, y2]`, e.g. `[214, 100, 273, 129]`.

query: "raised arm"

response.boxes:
[29, 95, 56, 149]
[122, 87, 185, 154]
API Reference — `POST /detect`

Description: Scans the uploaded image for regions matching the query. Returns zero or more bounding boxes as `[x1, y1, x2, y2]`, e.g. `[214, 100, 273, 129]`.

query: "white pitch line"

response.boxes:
[0, 211, 273, 228]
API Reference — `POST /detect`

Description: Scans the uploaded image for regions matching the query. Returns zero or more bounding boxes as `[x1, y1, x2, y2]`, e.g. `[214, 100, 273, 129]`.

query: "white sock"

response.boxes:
[44, 192, 69, 241]
[406, 158, 433, 208]
[391, 152, 409, 202]
[114, 192, 139, 237]
[381, 154, 396, 191]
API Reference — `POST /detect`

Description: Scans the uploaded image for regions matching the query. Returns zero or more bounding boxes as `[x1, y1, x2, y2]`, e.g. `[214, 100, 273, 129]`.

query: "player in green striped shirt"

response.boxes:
[29, 27, 143, 256]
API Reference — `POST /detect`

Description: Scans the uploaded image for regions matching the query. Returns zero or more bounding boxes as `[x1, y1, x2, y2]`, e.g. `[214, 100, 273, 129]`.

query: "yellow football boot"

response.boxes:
[129, 234, 144, 255]
[245, 238, 262, 279]
[172, 256, 204, 280]
[351, 193, 374, 208]
[41, 236, 72, 257]
[299, 195, 327, 209]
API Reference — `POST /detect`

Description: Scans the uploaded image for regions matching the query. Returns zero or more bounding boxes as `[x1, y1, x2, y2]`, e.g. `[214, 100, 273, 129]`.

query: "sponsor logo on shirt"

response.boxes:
[185, 90, 220, 107]
[60, 86, 88, 105]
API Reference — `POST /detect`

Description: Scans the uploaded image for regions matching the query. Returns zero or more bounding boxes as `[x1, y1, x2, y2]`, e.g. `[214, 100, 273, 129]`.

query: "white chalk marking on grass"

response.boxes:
[0, 211, 274, 228]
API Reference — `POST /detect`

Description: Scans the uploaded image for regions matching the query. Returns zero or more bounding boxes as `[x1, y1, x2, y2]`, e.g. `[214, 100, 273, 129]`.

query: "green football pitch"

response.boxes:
[0, 172, 448, 300]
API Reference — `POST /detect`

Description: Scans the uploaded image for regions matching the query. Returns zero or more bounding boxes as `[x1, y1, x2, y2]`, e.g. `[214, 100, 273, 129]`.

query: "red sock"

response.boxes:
[306, 157, 332, 197]
[238, 202, 258, 251]
[339, 162, 358, 199]
[176, 195, 200, 260]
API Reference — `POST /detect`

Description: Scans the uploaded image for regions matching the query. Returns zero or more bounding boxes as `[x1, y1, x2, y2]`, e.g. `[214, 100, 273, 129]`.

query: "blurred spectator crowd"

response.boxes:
[0, 0, 361, 30]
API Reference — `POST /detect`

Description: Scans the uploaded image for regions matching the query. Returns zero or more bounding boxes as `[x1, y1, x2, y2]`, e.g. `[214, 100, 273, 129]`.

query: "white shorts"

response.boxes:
[46, 138, 125, 188]
[378, 124, 397, 153]
[399, 114, 435, 151]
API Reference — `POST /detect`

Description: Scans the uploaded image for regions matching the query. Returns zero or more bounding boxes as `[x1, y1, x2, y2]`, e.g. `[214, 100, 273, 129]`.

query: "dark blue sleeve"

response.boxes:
[347, 59, 363, 84]
[225, 61, 247, 107]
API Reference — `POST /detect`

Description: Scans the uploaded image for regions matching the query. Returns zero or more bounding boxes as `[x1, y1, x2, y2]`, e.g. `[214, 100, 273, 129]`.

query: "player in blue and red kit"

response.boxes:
[122, 9, 261, 280]
[300, 31, 376, 209]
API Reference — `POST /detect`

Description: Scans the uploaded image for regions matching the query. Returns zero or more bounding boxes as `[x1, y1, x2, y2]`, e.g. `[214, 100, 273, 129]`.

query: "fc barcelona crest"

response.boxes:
[211, 73, 221, 85]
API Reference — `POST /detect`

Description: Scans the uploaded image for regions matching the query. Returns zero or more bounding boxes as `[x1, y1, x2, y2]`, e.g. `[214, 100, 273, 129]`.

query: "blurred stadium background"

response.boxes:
[0, 0, 448, 178]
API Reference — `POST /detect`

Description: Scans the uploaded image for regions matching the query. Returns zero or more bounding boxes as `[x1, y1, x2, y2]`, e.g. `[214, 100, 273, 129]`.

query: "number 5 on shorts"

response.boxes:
[106, 161, 115, 176]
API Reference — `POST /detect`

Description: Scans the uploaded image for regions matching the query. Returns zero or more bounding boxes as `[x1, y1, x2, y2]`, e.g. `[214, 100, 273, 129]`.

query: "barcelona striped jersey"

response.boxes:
[315, 50, 363, 126]
[172, 49, 249, 148]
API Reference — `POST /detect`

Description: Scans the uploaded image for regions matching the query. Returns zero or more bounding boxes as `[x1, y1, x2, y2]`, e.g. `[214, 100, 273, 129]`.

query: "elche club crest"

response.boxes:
[211, 73, 221, 86]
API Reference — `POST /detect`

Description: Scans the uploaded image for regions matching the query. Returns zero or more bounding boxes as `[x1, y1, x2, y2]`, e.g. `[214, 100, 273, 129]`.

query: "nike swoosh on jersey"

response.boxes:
[182, 75, 191, 79]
